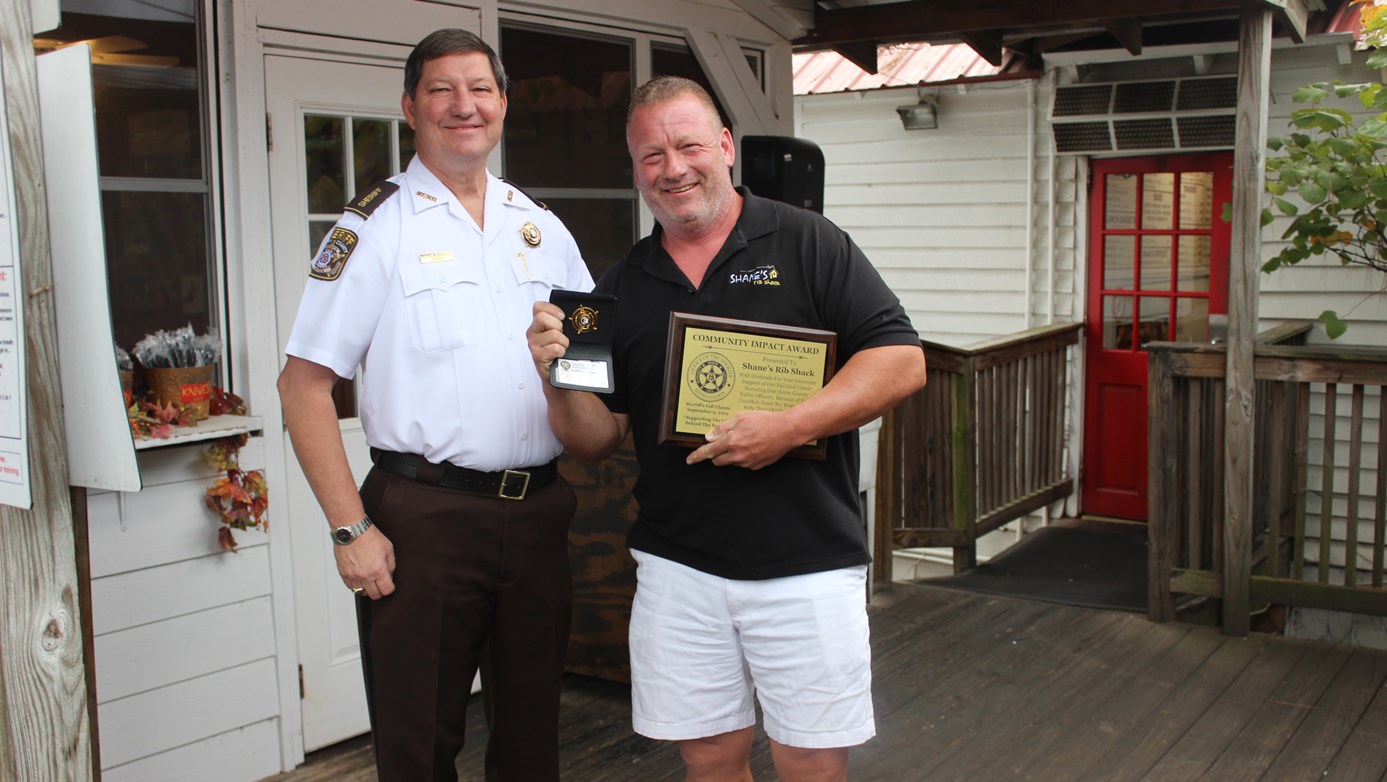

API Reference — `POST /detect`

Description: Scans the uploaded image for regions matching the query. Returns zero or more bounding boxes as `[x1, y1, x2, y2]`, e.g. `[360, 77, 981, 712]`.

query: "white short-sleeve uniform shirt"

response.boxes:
[285, 157, 594, 472]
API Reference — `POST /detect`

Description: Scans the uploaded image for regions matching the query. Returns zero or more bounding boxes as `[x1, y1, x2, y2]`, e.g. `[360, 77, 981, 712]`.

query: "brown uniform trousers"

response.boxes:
[356, 463, 576, 781]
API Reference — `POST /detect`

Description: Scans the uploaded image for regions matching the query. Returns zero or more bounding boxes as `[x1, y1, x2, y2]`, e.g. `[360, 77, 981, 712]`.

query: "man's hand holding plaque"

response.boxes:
[546, 290, 618, 394]
[659, 313, 837, 460]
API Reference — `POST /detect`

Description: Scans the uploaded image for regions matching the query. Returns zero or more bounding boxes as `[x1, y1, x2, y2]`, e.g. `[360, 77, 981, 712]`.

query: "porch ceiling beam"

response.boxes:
[728, 0, 811, 41]
[960, 29, 1006, 67]
[1103, 17, 1143, 55]
[1252, 0, 1308, 43]
[832, 42, 879, 75]
[795, 0, 1242, 49]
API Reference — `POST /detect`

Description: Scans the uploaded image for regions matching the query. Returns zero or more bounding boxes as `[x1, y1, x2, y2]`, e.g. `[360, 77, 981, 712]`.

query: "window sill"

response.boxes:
[133, 415, 263, 451]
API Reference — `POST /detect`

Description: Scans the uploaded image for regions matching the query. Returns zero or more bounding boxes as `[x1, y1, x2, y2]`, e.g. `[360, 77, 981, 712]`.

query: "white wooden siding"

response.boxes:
[87, 438, 278, 780]
[796, 78, 1061, 347]
[795, 39, 1384, 586]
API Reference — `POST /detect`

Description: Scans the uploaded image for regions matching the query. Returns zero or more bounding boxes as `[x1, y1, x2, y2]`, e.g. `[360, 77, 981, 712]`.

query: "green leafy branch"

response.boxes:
[1256, 1, 1387, 339]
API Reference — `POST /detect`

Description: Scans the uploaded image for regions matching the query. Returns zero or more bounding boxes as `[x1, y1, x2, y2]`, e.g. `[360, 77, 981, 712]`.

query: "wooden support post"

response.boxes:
[1222, 6, 1273, 637]
[952, 358, 978, 572]
[1148, 349, 1178, 622]
[0, 1, 94, 779]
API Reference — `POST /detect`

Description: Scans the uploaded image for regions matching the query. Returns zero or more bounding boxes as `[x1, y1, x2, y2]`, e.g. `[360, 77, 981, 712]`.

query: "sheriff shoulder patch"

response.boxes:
[344, 180, 401, 219]
[310, 227, 358, 281]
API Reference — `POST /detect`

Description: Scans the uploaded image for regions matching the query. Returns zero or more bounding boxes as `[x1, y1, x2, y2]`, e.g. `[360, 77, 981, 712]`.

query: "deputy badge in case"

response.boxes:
[548, 290, 618, 394]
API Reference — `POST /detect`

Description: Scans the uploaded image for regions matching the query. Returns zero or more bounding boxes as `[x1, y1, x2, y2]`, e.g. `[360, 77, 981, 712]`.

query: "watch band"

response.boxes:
[331, 515, 373, 545]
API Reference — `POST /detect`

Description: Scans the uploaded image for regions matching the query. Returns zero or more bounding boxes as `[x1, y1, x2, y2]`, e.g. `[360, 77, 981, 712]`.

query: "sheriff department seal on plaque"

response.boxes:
[687, 352, 735, 403]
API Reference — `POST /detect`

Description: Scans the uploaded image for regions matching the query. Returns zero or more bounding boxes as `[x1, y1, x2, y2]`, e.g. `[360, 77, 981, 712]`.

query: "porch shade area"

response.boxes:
[266, 584, 1387, 782]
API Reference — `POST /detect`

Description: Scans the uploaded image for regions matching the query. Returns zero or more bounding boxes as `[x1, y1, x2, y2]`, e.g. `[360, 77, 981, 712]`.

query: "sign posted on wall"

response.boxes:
[0, 55, 32, 510]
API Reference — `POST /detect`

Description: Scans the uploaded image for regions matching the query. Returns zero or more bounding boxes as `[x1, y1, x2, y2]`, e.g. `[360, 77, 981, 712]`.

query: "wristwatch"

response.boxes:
[331, 515, 373, 545]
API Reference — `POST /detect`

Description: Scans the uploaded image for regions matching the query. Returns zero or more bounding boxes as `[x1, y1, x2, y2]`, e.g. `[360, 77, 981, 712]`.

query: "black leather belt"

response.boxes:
[369, 448, 556, 500]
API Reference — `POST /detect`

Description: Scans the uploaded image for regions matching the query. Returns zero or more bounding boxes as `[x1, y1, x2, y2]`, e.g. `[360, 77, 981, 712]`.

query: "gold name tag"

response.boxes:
[419, 251, 454, 264]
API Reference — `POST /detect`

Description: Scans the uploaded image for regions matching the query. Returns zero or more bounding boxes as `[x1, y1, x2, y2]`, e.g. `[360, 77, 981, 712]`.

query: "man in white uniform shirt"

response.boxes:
[278, 29, 592, 782]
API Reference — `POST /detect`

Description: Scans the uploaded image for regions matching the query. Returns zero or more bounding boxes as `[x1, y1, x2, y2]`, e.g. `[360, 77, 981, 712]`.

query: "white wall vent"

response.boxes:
[1050, 75, 1237, 155]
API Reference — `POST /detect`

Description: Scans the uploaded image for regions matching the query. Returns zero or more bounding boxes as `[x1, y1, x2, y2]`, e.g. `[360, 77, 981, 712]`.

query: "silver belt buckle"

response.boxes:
[498, 469, 530, 500]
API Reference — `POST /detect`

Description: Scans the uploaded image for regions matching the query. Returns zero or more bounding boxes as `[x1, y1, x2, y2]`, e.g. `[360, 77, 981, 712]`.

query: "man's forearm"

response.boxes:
[543, 384, 626, 462]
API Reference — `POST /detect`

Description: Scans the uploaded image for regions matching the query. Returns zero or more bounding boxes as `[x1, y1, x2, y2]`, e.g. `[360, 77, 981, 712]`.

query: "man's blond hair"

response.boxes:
[627, 76, 724, 130]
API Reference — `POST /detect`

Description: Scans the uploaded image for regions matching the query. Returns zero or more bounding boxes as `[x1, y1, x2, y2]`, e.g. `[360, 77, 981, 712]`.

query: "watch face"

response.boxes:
[333, 527, 353, 544]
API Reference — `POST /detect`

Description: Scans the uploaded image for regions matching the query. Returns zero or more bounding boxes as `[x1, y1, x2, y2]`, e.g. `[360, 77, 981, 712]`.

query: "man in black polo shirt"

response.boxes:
[528, 75, 925, 781]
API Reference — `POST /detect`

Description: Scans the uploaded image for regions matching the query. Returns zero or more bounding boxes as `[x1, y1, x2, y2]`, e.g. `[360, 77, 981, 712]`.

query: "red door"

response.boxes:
[1083, 154, 1232, 520]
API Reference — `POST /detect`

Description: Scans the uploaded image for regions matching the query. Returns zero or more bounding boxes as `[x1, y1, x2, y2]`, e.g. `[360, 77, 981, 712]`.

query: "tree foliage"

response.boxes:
[1261, 0, 1387, 338]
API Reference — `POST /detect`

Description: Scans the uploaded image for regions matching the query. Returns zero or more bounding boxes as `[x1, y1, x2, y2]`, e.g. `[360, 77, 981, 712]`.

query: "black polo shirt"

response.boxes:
[595, 188, 920, 580]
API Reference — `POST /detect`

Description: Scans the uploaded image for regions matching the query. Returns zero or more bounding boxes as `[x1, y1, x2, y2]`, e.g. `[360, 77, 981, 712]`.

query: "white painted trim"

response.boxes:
[29, 0, 58, 34]
[223, 0, 305, 771]
[688, 27, 774, 136]
[1067, 159, 1090, 519]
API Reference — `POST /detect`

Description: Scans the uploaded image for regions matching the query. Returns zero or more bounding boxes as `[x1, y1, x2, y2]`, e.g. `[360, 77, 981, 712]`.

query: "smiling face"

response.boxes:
[402, 51, 507, 180]
[627, 91, 738, 240]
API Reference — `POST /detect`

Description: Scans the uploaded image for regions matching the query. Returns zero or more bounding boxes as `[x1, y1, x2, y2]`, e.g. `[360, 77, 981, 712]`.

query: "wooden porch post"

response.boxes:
[0, 1, 95, 778]
[1223, 5, 1274, 637]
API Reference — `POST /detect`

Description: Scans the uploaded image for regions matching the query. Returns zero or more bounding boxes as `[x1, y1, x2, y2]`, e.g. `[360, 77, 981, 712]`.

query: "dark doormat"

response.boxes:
[921, 521, 1149, 613]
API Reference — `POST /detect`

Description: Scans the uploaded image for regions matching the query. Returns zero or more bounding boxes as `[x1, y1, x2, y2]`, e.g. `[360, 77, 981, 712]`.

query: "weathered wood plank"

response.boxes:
[1139, 639, 1307, 780]
[1150, 349, 1179, 620]
[270, 585, 1387, 782]
[1258, 650, 1387, 782]
[1025, 627, 1226, 779]
[0, 0, 93, 778]
[1321, 650, 1387, 781]
[1222, 5, 1274, 637]
[1199, 643, 1352, 778]
[1076, 634, 1267, 781]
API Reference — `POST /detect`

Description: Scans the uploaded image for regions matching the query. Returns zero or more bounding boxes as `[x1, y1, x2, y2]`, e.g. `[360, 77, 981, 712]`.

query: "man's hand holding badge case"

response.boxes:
[548, 289, 618, 394]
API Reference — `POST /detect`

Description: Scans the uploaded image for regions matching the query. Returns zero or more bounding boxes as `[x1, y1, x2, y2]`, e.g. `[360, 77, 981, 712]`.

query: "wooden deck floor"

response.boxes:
[263, 583, 1387, 781]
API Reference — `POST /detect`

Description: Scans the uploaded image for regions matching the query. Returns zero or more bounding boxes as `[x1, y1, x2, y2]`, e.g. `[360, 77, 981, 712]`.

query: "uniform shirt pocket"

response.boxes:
[398, 260, 485, 351]
[509, 247, 562, 295]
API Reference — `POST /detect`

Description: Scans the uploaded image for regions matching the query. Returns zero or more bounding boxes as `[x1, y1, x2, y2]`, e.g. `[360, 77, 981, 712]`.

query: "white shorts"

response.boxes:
[628, 550, 876, 749]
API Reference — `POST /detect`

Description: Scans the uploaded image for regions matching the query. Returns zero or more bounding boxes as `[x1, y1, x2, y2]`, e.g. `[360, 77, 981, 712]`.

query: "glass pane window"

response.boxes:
[1103, 235, 1135, 291]
[1141, 173, 1175, 230]
[543, 198, 636, 281]
[1137, 297, 1171, 346]
[1175, 298, 1210, 342]
[102, 190, 209, 349]
[1140, 235, 1172, 291]
[1103, 295, 1133, 349]
[1179, 172, 1213, 230]
[301, 111, 410, 419]
[1105, 174, 1137, 230]
[36, 0, 220, 367]
[1177, 235, 1212, 292]
[501, 27, 633, 189]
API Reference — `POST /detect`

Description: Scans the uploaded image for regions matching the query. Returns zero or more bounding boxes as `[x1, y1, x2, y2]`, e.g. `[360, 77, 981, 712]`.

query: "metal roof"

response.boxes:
[793, 42, 1000, 96]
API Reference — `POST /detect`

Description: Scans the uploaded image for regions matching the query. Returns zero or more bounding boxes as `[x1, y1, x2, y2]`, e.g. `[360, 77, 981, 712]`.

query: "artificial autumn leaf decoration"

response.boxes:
[128, 397, 199, 440]
[203, 433, 269, 552]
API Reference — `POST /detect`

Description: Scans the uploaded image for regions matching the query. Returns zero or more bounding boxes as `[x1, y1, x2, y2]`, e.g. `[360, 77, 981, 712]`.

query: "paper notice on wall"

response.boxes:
[0, 56, 33, 509]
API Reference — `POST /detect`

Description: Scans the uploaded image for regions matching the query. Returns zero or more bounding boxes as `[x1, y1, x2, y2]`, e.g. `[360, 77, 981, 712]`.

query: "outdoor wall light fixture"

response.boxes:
[896, 90, 939, 130]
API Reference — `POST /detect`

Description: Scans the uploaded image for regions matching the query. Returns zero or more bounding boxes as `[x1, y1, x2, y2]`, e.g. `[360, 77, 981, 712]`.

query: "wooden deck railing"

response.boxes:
[874, 323, 1082, 590]
[1148, 324, 1387, 626]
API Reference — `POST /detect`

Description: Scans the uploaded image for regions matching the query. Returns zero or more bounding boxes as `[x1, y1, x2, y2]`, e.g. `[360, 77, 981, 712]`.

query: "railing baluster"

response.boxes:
[1320, 384, 1338, 585]
[1187, 379, 1203, 573]
[1375, 386, 1386, 588]
[1346, 385, 1365, 587]
[1294, 382, 1310, 581]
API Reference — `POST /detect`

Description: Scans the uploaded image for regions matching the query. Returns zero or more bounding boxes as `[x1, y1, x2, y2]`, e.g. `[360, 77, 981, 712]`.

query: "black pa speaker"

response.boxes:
[741, 135, 825, 214]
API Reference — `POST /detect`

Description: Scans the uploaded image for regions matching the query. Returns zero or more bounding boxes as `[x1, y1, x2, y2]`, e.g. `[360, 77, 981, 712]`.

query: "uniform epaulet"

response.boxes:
[500, 178, 549, 211]
[344, 180, 401, 220]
